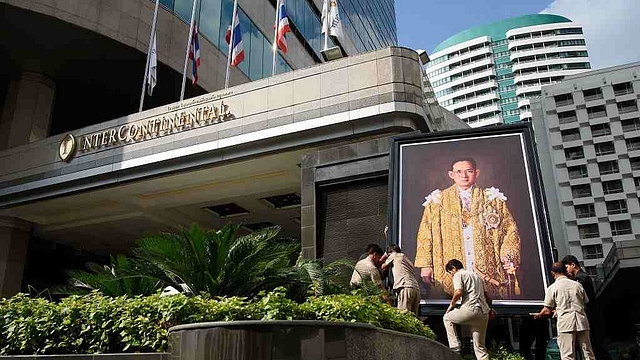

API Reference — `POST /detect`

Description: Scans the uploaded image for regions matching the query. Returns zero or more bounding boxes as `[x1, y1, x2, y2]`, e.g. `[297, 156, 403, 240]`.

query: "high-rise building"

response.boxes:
[531, 61, 640, 341]
[425, 14, 591, 127]
[532, 61, 640, 271]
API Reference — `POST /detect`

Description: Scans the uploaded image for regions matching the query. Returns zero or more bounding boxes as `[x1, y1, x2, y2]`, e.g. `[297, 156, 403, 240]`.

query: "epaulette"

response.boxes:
[422, 189, 442, 207]
[484, 186, 507, 202]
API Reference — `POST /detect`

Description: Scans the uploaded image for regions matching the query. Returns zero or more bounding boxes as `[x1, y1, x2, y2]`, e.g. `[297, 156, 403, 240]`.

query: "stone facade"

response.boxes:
[0, 47, 432, 208]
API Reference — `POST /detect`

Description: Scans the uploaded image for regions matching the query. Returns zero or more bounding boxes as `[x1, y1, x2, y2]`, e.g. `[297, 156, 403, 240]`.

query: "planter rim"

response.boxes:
[169, 320, 378, 333]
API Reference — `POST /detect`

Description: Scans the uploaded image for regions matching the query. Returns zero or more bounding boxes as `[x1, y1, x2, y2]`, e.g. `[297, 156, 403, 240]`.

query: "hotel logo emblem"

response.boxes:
[59, 134, 76, 162]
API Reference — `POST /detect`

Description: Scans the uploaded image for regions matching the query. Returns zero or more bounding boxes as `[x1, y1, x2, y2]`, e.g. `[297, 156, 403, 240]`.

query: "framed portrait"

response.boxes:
[388, 123, 553, 309]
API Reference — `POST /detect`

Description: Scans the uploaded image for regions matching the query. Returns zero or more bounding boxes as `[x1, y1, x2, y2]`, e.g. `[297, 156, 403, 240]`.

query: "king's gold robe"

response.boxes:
[415, 184, 521, 299]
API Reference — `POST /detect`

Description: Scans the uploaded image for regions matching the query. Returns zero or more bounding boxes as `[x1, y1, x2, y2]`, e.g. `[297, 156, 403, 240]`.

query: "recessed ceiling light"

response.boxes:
[262, 193, 301, 209]
[205, 203, 250, 218]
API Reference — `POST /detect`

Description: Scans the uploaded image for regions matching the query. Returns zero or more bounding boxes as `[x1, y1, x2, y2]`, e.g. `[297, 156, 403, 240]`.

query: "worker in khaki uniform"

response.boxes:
[381, 244, 421, 315]
[534, 262, 595, 360]
[443, 259, 494, 360]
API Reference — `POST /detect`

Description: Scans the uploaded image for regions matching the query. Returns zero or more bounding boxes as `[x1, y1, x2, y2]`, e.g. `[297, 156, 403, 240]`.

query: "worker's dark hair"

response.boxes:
[450, 158, 477, 171]
[551, 262, 567, 275]
[445, 259, 464, 271]
[560, 255, 581, 269]
[388, 244, 402, 253]
[365, 243, 384, 256]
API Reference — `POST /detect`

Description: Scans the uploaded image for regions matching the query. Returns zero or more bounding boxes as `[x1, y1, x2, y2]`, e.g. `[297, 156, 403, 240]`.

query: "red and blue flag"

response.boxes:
[188, 24, 201, 85]
[275, 0, 290, 54]
[225, 13, 245, 66]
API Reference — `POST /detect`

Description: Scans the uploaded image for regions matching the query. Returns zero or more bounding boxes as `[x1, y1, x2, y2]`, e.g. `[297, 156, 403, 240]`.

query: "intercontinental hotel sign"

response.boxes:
[59, 92, 234, 162]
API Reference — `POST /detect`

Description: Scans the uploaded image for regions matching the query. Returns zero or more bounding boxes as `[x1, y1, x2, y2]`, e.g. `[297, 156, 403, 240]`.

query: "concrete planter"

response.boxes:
[168, 320, 459, 360]
[0, 354, 169, 360]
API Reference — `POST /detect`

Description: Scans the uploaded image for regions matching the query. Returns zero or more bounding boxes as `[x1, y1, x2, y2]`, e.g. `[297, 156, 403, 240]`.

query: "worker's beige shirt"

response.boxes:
[384, 252, 420, 290]
[544, 276, 590, 332]
[350, 257, 382, 286]
[453, 269, 490, 314]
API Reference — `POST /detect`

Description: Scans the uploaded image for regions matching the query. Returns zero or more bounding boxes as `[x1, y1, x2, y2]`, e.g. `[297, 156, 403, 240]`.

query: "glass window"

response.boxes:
[617, 99, 638, 114]
[632, 158, 640, 171]
[613, 82, 634, 96]
[199, 0, 222, 48]
[582, 244, 603, 259]
[622, 118, 640, 132]
[557, 28, 583, 35]
[595, 142, 615, 156]
[249, 21, 263, 81]
[160, 0, 175, 10]
[591, 123, 611, 137]
[217, 0, 233, 56]
[175, 0, 198, 22]
[565, 146, 584, 160]
[610, 220, 632, 236]
[585, 266, 597, 277]
[263, 37, 273, 78]
[606, 199, 627, 215]
[561, 128, 581, 142]
[626, 137, 640, 151]
[587, 105, 607, 119]
[598, 160, 619, 175]
[578, 225, 600, 240]
[583, 88, 603, 101]
[277, 54, 290, 75]
[555, 93, 573, 107]
[568, 165, 588, 179]
[558, 110, 577, 124]
[236, 10, 251, 75]
[572, 184, 592, 198]
[602, 180, 624, 195]
[575, 204, 595, 218]
[635, 177, 640, 190]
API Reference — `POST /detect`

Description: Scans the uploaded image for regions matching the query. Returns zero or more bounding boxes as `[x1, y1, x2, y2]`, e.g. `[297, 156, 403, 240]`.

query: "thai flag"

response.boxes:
[188, 24, 201, 85]
[225, 13, 245, 66]
[275, 0, 290, 54]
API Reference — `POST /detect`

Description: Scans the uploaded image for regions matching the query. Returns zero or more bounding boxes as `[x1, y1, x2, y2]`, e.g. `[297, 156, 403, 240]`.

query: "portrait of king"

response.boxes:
[415, 158, 521, 299]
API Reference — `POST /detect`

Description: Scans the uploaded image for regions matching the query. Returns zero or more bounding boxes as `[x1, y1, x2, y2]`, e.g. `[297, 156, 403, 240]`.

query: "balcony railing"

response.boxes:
[618, 105, 639, 114]
[573, 191, 592, 198]
[614, 87, 634, 97]
[584, 93, 604, 102]
[588, 111, 607, 119]
[556, 99, 574, 107]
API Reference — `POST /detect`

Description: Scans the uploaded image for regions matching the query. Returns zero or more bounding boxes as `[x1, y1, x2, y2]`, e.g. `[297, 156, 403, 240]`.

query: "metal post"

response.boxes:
[271, 0, 279, 76]
[224, 0, 239, 89]
[138, 0, 160, 112]
[323, 0, 328, 51]
[179, 0, 199, 101]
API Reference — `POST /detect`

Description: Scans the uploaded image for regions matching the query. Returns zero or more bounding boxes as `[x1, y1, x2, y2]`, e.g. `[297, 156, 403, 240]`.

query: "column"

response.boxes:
[0, 72, 56, 150]
[0, 216, 31, 298]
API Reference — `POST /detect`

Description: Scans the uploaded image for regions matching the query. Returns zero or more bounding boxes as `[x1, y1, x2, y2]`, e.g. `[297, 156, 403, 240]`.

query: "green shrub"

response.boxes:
[0, 289, 434, 355]
[461, 345, 527, 360]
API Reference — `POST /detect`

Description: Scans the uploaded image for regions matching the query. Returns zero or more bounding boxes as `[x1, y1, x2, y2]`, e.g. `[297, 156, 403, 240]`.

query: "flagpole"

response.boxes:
[323, 0, 328, 51]
[180, 0, 199, 101]
[224, 0, 239, 89]
[139, 0, 160, 112]
[271, 0, 279, 76]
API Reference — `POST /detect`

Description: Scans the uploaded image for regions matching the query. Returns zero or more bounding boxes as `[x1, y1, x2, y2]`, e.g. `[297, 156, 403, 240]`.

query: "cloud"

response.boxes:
[541, 0, 640, 69]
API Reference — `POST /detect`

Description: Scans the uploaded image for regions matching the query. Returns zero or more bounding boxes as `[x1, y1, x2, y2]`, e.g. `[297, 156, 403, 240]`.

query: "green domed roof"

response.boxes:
[432, 14, 571, 54]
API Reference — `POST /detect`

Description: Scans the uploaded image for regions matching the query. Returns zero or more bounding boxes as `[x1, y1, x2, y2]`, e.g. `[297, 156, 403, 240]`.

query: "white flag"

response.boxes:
[147, 32, 157, 96]
[321, 0, 341, 38]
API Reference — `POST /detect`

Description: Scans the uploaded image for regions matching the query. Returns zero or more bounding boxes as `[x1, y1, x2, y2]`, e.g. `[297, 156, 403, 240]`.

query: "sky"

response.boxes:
[396, 0, 640, 70]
